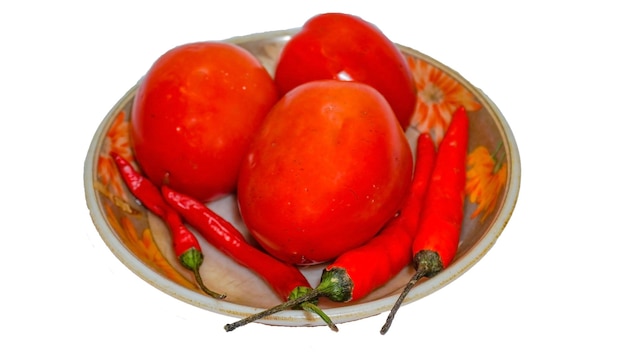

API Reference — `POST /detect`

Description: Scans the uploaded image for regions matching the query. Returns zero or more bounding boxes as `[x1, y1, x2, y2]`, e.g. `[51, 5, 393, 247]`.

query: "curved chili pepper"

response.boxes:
[320, 132, 436, 302]
[160, 185, 337, 331]
[380, 106, 469, 335]
[110, 152, 225, 299]
[223, 132, 436, 331]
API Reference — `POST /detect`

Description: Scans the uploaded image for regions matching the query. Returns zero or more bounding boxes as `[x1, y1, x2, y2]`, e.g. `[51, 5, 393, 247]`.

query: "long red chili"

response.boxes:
[160, 185, 337, 331]
[321, 132, 436, 302]
[110, 152, 225, 299]
[223, 131, 436, 331]
[380, 106, 469, 335]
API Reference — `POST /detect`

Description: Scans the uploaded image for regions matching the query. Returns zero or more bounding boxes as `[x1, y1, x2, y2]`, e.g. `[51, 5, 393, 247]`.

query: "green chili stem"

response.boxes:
[224, 289, 323, 332]
[193, 267, 226, 299]
[180, 249, 226, 299]
[301, 302, 338, 332]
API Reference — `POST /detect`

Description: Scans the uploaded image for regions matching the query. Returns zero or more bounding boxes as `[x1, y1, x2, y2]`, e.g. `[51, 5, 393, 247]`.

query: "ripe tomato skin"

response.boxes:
[274, 13, 416, 130]
[131, 41, 278, 202]
[237, 80, 413, 265]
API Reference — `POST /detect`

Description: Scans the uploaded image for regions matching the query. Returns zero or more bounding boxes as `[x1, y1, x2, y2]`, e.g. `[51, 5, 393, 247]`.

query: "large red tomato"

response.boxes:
[131, 41, 278, 202]
[237, 80, 413, 265]
[274, 13, 416, 130]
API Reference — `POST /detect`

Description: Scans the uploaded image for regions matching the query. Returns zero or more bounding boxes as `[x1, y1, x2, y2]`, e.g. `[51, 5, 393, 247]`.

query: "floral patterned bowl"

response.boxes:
[84, 29, 520, 328]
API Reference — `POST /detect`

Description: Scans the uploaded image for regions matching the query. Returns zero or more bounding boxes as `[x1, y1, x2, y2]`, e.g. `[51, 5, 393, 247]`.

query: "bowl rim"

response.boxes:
[84, 28, 521, 327]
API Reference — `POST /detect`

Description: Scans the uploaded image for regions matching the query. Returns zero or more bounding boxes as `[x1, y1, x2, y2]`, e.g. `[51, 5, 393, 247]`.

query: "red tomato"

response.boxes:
[237, 80, 413, 265]
[274, 13, 416, 130]
[131, 41, 278, 202]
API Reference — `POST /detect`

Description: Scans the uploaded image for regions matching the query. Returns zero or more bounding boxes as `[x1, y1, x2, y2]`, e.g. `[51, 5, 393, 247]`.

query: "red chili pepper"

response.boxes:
[380, 106, 469, 335]
[160, 185, 337, 331]
[321, 132, 436, 302]
[223, 131, 436, 330]
[110, 152, 225, 299]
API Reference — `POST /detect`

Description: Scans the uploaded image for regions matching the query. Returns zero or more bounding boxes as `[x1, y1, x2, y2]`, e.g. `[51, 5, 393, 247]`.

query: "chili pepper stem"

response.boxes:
[224, 289, 324, 332]
[224, 268, 350, 332]
[301, 302, 338, 332]
[380, 250, 444, 335]
[179, 248, 226, 299]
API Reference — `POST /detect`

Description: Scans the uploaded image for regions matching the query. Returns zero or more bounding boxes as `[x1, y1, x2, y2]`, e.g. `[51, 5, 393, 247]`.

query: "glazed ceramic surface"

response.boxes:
[84, 29, 520, 327]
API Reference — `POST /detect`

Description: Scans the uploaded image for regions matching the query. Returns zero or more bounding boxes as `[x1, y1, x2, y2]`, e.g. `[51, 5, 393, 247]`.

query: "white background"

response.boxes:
[2, 0, 624, 350]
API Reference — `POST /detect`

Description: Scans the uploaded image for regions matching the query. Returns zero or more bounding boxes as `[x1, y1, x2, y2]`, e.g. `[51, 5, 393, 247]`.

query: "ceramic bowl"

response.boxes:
[84, 28, 520, 328]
